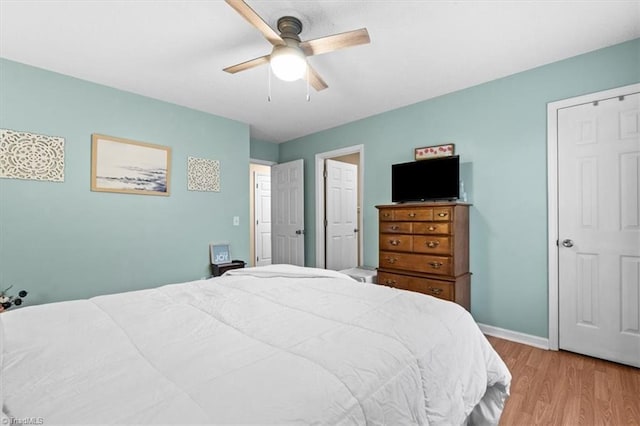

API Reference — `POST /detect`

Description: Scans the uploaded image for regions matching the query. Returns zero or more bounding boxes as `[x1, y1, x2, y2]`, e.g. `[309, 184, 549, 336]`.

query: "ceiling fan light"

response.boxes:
[270, 44, 307, 82]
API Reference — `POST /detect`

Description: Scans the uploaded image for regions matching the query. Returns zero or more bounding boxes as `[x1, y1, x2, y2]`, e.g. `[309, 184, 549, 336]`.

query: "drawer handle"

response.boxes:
[385, 257, 397, 264]
[437, 212, 448, 217]
[383, 213, 391, 217]
[426, 241, 440, 248]
[428, 261, 443, 269]
[408, 212, 417, 218]
[391, 225, 399, 230]
[428, 226, 437, 231]
[384, 279, 397, 287]
[389, 239, 401, 246]
[428, 287, 443, 295]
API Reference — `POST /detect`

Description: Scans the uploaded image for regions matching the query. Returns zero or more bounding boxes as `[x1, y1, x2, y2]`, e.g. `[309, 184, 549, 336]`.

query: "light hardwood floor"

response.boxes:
[486, 336, 640, 425]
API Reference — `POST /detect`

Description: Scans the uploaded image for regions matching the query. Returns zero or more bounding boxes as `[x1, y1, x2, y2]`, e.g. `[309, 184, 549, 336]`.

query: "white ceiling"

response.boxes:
[1, 1, 639, 143]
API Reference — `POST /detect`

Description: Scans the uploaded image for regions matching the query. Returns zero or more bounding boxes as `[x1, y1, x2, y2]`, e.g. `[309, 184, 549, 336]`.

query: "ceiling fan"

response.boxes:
[223, 0, 370, 91]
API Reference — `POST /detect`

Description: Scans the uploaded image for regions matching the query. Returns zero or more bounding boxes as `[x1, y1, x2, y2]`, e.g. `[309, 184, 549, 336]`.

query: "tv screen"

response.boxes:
[392, 156, 459, 202]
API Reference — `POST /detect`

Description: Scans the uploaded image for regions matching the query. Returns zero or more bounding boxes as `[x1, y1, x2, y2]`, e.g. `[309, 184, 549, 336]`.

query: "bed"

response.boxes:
[1, 265, 511, 425]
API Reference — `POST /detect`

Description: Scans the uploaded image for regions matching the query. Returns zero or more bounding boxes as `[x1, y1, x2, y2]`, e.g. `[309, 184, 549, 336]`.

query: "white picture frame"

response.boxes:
[210, 243, 231, 264]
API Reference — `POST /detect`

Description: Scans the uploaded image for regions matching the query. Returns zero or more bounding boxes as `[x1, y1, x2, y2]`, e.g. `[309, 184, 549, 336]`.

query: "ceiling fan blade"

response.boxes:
[299, 28, 370, 57]
[305, 64, 328, 91]
[223, 55, 270, 74]
[225, 0, 284, 46]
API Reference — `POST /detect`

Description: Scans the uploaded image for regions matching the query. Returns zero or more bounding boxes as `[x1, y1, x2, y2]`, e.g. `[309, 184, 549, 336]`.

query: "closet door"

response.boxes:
[558, 92, 640, 367]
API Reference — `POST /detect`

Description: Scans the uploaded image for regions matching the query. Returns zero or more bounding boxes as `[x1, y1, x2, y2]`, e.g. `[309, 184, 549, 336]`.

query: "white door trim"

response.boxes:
[315, 145, 364, 269]
[250, 158, 277, 166]
[547, 83, 640, 351]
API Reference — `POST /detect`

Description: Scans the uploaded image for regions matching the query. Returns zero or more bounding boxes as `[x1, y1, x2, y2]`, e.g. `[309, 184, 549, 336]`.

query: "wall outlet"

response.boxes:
[233, 216, 239, 226]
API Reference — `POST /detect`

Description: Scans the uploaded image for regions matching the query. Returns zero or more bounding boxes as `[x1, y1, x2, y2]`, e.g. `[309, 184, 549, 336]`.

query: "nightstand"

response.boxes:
[211, 260, 246, 277]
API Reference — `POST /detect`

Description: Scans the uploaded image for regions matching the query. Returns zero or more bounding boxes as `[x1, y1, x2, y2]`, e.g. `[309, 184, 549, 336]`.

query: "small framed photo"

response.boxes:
[415, 143, 455, 160]
[210, 243, 231, 264]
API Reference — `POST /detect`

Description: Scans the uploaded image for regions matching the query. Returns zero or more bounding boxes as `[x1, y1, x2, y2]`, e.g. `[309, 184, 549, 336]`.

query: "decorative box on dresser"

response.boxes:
[376, 202, 471, 311]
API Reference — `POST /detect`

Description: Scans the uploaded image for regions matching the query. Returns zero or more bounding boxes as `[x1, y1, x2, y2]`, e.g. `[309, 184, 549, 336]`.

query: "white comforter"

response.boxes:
[1, 265, 510, 425]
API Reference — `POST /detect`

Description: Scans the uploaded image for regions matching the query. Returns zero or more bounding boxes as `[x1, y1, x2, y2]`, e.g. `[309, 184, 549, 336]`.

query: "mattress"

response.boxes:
[1, 265, 511, 425]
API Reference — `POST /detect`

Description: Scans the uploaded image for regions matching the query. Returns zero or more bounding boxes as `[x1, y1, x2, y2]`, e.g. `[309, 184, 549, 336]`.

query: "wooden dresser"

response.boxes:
[376, 202, 471, 310]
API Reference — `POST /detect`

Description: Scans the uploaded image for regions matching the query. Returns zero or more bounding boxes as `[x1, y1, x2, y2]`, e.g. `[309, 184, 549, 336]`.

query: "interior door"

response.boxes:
[254, 172, 272, 266]
[325, 159, 358, 270]
[558, 92, 640, 367]
[271, 159, 304, 266]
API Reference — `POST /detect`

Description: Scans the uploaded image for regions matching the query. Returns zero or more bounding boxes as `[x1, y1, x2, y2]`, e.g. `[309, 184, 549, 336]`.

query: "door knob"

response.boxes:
[562, 239, 574, 248]
[295, 229, 305, 235]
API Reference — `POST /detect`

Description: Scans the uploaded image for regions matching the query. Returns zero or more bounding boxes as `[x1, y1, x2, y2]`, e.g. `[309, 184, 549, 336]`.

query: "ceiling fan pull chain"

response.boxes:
[268, 65, 272, 102]
[306, 66, 310, 102]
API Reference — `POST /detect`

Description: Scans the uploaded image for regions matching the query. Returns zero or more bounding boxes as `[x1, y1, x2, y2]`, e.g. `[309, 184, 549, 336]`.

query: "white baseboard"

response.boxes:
[478, 323, 550, 350]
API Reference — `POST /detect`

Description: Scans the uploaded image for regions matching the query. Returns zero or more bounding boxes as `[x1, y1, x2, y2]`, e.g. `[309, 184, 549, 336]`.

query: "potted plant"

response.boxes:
[0, 285, 28, 313]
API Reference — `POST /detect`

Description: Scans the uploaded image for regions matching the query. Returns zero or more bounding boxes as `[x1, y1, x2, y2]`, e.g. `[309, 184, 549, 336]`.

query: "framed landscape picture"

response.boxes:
[91, 134, 171, 196]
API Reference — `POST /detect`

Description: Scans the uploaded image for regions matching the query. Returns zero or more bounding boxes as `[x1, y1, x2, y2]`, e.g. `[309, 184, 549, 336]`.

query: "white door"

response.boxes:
[254, 172, 272, 266]
[558, 92, 640, 367]
[325, 159, 358, 270]
[271, 159, 305, 266]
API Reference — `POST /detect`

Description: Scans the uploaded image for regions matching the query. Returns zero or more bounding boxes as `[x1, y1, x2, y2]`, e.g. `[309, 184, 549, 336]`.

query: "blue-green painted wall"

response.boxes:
[0, 59, 250, 305]
[279, 39, 640, 338]
[250, 138, 279, 163]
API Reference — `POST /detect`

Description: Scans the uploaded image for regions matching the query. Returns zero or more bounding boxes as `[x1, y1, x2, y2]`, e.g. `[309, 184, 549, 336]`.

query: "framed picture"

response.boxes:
[210, 243, 231, 264]
[91, 134, 171, 196]
[414, 143, 455, 160]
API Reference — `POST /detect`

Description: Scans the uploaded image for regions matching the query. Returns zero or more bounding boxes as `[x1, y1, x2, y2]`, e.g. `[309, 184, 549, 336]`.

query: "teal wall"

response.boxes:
[0, 59, 250, 305]
[250, 138, 279, 163]
[279, 39, 640, 338]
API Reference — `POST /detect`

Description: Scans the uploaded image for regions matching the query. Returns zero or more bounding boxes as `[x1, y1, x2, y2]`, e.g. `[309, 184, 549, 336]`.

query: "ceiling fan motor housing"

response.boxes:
[277, 16, 303, 41]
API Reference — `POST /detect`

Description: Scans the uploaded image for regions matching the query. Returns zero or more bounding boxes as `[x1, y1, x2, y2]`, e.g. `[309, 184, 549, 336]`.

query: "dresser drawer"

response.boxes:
[405, 278, 453, 300]
[393, 208, 434, 221]
[412, 236, 452, 255]
[413, 222, 450, 235]
[379, 234, 413, 252]
[380, 222, 412, 234]
[432, 207, 452, 221]
[377, 271, 453, 301]
[379, 251, 452, 276]
[379, 209, 394, 221]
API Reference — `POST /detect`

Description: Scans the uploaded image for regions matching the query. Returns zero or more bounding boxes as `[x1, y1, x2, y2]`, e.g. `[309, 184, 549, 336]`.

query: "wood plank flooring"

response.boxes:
[487, 336, 640, 425]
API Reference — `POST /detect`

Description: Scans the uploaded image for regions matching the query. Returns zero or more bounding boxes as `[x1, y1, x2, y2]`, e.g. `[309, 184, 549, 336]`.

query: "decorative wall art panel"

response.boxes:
[415, 143, 455, 160]
[91, 134, 171, 196]
[188, 157, 220, 192]
[0, 129, 65, 182]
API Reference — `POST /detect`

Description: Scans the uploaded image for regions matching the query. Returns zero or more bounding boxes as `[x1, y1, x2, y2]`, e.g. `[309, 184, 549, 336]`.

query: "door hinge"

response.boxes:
[323, 167, 327, 179]
[324, 219, 328, 228]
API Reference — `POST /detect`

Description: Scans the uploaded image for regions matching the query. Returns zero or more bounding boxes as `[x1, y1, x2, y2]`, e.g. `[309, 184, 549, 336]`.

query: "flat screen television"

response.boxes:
[392, 156, 459, 202]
